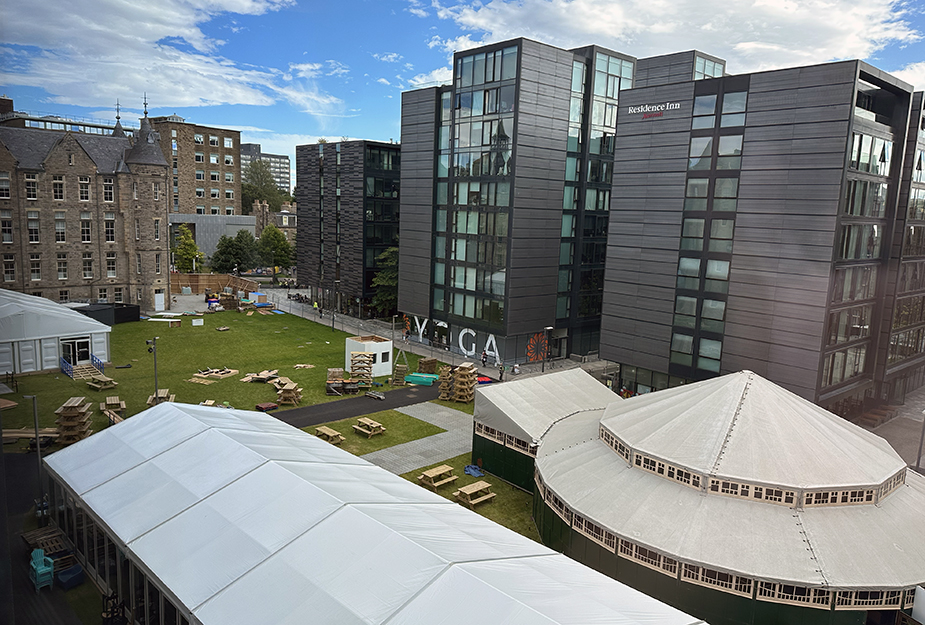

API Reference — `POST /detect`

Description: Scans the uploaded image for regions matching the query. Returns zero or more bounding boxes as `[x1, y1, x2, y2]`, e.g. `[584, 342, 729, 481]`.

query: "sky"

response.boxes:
[2, 0, 925, 190]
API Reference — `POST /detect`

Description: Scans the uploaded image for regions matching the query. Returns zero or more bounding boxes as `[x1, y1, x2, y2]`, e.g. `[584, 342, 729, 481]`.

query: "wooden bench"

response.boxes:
[315, 426, 345, 445]
[454, 480, 496, 509]
[418, 464, 458, 490]
[102, 409, 123, 425]
[353, 418, 385, 438]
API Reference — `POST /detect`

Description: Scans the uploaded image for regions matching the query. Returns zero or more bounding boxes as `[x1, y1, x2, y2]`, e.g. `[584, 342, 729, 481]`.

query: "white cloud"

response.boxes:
[425, 0, 918, 74]
[891, 61, 925, 89]
[406, 0, 428, 17]
[0, 0, 350, 121]
[374, 52, 404, 62]
[377, 78, 392, 85]
[410, 66, 453, 87]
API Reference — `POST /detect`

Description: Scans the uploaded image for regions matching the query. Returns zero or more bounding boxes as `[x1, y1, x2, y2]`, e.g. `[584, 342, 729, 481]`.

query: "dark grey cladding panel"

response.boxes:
[614, 144, 689, 161]
[614, 157, 690, 174]
[748, 61, 858, 92]
[730, 266, 830, 291]
[726, 309, 825, 343]
[733, 213, 837, 231]
[733, 226, 836, 247]
[745, 105, 854, 128]
[744, 136, 849, 156]
[616, 117, 693, 136]
[611, 172, 688, 190]
[747, 121, 851, 142]
[731, 240, 835, 262]
[746, 84, 856, 113]
[721, 350, 817, 400]
[738, 167, 844, 185]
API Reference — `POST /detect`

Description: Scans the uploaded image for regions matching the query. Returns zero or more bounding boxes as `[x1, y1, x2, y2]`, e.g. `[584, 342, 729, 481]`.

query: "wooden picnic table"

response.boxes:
[99, 396, 126, 415]
[62, 396, 86, 409]
[353, 417, 386, 438]
[146, 389, 175, 406]
[87, 374, 118, 391]
[315, 426, 346, 445]
[418, 464, 458, 491]
[454, 480, 496, 509]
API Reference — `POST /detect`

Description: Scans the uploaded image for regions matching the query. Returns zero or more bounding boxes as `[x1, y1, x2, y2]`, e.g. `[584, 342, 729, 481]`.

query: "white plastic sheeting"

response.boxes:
[475, 368, 618, 443]
[600, 370, 906, 489]
[45, 402, 704, 625]
[535, 374, 925, 590]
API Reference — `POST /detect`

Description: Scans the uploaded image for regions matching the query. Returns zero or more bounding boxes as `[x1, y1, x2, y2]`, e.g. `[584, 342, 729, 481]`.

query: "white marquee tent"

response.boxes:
[0, 289, 110, 373]
[44, 402, 705, 625]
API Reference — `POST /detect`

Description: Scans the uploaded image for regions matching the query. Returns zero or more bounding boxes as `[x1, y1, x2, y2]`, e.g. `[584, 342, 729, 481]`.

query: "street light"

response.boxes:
[146, 337, 159, 403]
[23, 395, 46, 526]
[332, 280, 340, 332]
[392, 315, 397, 343]
[541, 326, 554, 373]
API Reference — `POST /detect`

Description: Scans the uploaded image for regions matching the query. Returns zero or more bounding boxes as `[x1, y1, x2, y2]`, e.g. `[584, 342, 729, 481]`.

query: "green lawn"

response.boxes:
[429, 398, 475, 415]
[0, 310, 425, 437]
[401, 454, 541, 543]
[305, 409, 445, 455]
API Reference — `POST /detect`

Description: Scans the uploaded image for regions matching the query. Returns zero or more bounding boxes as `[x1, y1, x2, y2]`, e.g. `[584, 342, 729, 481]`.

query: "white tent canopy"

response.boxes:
[0, 289, 110, 372]
[475, 368, 619, 443]
[45, 403, 704, 625]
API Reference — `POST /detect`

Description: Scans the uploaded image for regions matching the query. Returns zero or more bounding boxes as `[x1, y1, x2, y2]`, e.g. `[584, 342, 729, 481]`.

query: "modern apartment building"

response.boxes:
[601, 56, 923, 415]
[294, 140, 400, 316]
[400, 38, 652, 363]
[0, 112, 171, 311]
[240, 143, 291, 192]
[148, 115, 251, 257]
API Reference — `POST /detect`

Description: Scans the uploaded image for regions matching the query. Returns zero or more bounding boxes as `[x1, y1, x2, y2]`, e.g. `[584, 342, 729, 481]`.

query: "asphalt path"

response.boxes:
[272, 382, 442, 429]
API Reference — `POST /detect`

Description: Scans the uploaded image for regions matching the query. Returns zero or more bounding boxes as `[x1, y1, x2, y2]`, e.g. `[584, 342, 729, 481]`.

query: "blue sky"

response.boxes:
[3, 0, 925, 188]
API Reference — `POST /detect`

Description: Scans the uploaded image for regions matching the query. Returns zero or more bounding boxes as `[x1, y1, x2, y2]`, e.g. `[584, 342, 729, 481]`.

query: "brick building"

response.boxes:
[0, 113, 171, 311]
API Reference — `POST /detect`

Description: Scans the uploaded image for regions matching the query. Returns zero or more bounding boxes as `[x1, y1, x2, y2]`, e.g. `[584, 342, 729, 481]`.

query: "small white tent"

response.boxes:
[0, 290, 110, 373]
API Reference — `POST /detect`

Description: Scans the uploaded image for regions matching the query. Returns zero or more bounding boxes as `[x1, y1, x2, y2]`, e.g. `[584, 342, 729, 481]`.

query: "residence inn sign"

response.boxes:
[628, 101, 680, 119]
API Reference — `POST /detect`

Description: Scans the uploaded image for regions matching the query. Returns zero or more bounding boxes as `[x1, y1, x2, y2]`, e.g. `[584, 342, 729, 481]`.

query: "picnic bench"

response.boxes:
[277, 382, 303, 406]
[315, 426, 346, 445]
[99, 396, 126, 416]
[86, 374, 118, 391]
[146, 389, 175, 406]
[352, 417, 386, 438]
[2, 428, 60, 443]
[453, 480, 496, 509]
[418, 464, 458, 491]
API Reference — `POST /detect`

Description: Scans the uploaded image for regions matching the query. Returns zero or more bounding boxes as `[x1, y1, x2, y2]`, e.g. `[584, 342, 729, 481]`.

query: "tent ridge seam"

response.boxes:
[537, 407, 609, 443]
[710, 372, 751, 475]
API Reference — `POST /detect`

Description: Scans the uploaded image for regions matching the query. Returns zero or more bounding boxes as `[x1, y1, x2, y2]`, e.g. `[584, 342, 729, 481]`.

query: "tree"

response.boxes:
[258, 224, 293, 284]
[172, 224, 203, 273]
[242, 160, 287, 214]
[209, 229, 258, 274]
[370, 246, 399, 315]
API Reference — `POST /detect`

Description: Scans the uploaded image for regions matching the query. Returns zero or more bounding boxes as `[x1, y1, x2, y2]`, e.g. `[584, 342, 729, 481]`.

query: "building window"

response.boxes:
[103, 177, 114, 202]
[210, 188, 220, 199]
[102, 212, 115, 242]
[196, 205, 205, 214]
[211, 206, 220, 215]
[155, 253, 161, 274]
[114, 287, 123, 303]
[224, 137, 233, 148]
[81, 212, 92, 243]
[98, 287, 108, 303]
[57, 253, 67, 280]
[210, 171, 219, 182]
[79, 176, 90, 201]
[53, 211, 66, 242]
[82, 252, 93, 279]
[106, 251, 116, 278]
[839, 224, 881, 260]
[134, 219, 140, 240]
[3, 254, 15, 282]
[225, 206, 234, 215]
[194, 134, 204, 144]
[670, 332, 694, 366]
[0, 209, 10, 243]
[59, 290, 69, 303]
[225, 189, 234, 199]
[691, 94, 717, 129]
[196, 170, 205, 181]
[822, 344, 867, 387]
[154, 218, 161, 241]
[53, 175, 65, 200]
[0, 172, 10, 198]
[30, 254, 41, 281]
[721, 91, 747, 127]
[27, 211, 40, 243]
[694, 55, 724, 80]
[195, 188, 205, 198]
[224, 154, 234, 166]
[25, 173, 37, 200]
[133, 181, 137, 199]
[225, 172, 234, 183]
[195, 152, 204, 163]
[209, 135, 218, 146]
[136, 253, 142, 274]
[153, 182, 160, 200]
[210, 153, 218, 164]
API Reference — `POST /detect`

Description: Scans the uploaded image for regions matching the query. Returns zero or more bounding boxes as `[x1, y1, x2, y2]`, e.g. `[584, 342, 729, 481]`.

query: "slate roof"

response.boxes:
[0, 126, 136, 173]
[124, 115, 168, 166]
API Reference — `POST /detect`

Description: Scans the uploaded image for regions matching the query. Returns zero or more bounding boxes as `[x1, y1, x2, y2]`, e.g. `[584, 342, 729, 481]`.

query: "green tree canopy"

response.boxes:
[258, 224, 293, 283]
[370, 246, 399, 315]
[172, 224, 203, 273]
[209, 229, 259, 274]
[242, 159, 291, 214]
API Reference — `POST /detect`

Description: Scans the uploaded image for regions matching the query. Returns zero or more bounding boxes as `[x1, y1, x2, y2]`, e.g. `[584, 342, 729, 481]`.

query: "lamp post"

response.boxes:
[23, 395, 45, 525]
[332, 280, 340, 332]
[392, 315, 397, 343]
[916, 409, 925, 474]
[146, 337, 159, 403]
[541, 326, 554, 373]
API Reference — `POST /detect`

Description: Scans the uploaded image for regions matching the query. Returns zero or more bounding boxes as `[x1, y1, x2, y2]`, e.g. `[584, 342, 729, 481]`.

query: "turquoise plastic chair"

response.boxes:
[29, 548, 54, 592]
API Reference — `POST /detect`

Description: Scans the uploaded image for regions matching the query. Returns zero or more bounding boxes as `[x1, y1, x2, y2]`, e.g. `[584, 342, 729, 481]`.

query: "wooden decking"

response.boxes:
[69, 364, 99, 380]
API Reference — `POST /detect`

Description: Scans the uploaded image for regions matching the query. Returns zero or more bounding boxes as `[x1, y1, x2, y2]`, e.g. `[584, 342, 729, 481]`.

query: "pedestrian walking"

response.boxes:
[481, 350, 488, 367]
[498, 364, 504, 382]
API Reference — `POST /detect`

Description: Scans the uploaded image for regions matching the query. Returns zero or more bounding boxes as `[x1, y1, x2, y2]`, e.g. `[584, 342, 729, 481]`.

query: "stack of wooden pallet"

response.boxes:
[418, 357, 438, 374]
[437, 365, 453, 401]
[453, 362, 478, 403]
[392, 363, 408, 386]
[55, 397, 93, 445]
[351, 352, 374, 388]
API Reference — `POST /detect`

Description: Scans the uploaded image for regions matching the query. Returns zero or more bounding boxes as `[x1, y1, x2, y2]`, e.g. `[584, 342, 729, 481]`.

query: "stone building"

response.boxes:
[253, 200, 297, 245]
[0, 112, 171, 311]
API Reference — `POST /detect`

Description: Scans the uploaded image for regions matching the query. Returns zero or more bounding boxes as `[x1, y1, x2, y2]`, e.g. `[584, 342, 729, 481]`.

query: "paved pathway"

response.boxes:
[360, 402, 474, 474]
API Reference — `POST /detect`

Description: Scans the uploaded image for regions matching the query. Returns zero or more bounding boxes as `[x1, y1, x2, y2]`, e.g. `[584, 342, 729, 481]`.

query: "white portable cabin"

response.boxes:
[0, 290, 111, 373]
[344, 334, 393, 378]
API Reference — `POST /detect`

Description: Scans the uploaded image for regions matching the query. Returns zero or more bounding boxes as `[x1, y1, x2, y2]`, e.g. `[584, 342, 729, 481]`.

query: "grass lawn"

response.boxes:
[0, 310, 426, 437]
[305, 409, 445, 455]
[401, 454, 541, 543]
[429, 398, 475, 415]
